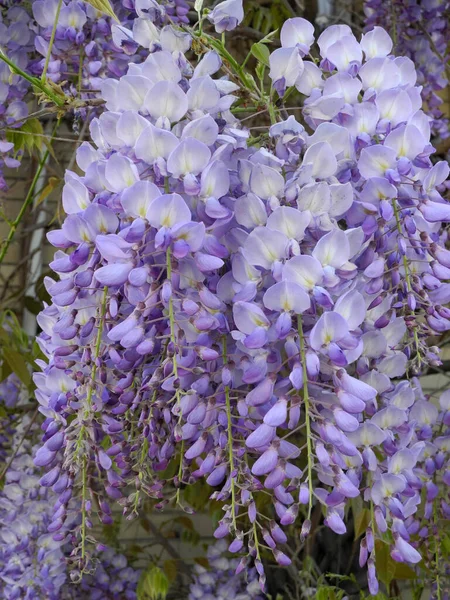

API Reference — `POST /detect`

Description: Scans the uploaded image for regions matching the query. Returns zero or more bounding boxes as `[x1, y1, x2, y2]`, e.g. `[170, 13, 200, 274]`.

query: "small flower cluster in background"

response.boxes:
[189, 540, 264, 600]
[61, 547, 140, 600]
[364, 0, 449, 139]
[0, 423, 69, 599]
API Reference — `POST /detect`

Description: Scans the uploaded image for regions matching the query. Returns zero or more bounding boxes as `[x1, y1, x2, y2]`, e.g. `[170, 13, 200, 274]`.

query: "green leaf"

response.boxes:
[181, 528, 200, 545]
[194, 0, 203, 14]
[374, 540, 396, 587]
[251, 42, 270, 67]
[137, 566, 169, 600]
[173, 515, 194, 531]
[255, 62, 266, 83]
[82, 0, 119, 21]
[3, 349, 31, 388]
[24, 296, 43, 316]
[194, 557, 209, 568]
[163, 559, 178, 583]
[37, 176, 60, 206]
[6, 118, 44, 154]
[260, 29, 279, 44]
[354, 508, 370, 539]
[442, 533, 450, 558]
[393, 562, 416, 580]
[0, 359, 12, 383]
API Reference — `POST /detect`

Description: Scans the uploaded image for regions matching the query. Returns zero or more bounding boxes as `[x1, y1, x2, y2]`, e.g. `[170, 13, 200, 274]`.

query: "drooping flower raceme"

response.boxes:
[34, 14, 450, 596]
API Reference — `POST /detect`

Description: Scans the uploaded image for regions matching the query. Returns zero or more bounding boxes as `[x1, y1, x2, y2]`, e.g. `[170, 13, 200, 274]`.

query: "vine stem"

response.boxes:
[0, 119, 61, 266]
[252, 522, 261, 562]
[392, 199, 421, 368]
[222, 336, 237, 531]
[41, 0, 64, 83]
[0, 408, 39, 481]
[433, 499, 442, 600]
[0, 52, 65, 106]
[166, 247, 184, 503]
[297, 314, 314, 520]
[80, 286, 108, 562]
[369, 498, 377, 565]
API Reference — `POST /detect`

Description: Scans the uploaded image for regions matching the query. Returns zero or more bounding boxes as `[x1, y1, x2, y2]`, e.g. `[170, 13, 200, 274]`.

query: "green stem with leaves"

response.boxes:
[41, 0, 64, 83]
[0, 52, 65, 106]
[369, 499, 377, 565]
[252, 522, 261, 562]
[297, 314, 314, 520]
[79, 286, 108, 563]
[392, 198, 421, 368]
[0, 119, 61, 266]
[166, 247, 184, 503]
[433, 497, 442, 600]
[222, 336, 237, 531]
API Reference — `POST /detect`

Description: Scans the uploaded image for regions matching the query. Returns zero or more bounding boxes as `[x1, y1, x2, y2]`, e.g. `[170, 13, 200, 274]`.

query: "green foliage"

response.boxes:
[243, 0, 292, 36]
[23, 296, 44, 317]
[137, 566, 169, 600]
[354, 508, 371, 539]
[101, 520, 122, 547]
[6, 118, 44, 154]
[2, 349, 31, 388]
[36, 176, 61, 207]
[162, 559, 178, 584]
[442, 532, 450, 558]
[0, 311, 34, 389]
[82, 0, 119, 21]
[250, 43, 270, 67]
[194, 0, 204, 16]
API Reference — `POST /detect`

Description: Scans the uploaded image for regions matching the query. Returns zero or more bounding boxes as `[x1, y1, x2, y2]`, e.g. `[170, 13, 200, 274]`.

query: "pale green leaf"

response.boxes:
[163, 560, 178, 583]
[137, 566, 169, 600]
[354, 508, 370, 540]
[6, 118, 44, 154]
[82, 0, 119, 21]
[251, 42, 270, 67]
[37, 176, 60, 206]
[374, 540, 396, 587]
[3, 349, 31, 388]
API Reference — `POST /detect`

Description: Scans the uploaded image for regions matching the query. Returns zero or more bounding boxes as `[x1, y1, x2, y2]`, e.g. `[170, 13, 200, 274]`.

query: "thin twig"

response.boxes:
[0, 119, 60, 266]
[140, 516, 192, 578]
[0, 408, 39, 481]
[4, 129, 87, 144]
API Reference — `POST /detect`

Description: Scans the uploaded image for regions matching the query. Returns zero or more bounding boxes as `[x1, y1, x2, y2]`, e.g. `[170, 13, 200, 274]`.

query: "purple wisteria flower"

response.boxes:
[31, 11, 450, 597]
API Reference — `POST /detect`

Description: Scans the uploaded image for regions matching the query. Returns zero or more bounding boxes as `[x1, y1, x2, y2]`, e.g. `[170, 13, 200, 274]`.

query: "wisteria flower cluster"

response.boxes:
[364, 0, 449, 139]
[0, 372, 140, 599]
[0, 429, 69, 599]
[0, 0, 146, 189]
[189, 539, 263, 600]
[29, 8, 450, 599]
